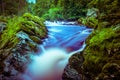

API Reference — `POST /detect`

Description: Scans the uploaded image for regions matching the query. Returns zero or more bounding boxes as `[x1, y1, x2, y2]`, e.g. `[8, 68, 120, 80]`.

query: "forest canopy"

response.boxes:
[0, 0, 91, 20]
[33, 0, 91, 20]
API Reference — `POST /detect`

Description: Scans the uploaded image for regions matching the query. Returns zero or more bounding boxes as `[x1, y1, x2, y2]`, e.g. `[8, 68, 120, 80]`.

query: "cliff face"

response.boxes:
[0, 13, 47, 79]
[63, 0, 120, 80]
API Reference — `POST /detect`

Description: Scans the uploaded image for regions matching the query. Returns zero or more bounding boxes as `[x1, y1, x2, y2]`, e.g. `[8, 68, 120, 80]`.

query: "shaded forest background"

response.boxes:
[0, 0, 91, 20]
[0, 0, 120, 21]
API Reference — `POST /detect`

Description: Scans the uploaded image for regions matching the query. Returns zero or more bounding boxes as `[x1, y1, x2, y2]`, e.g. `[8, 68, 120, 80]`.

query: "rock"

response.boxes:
[69, 52, 84, 72]
[97, 63, 120, 80]
[62, 52, 87, 80]
[16, 31, 32, 41]
[78, 8, 99, 28]
[0, 13, 47, 79]
[62, 65, 81, 80]
[16, 31, 38, 51]
[86, 8, 99, 18]
[73, 1, 120, 80]
[29, 36, 42, 44]
[0, 22, 6, 32]
[64, 24, 120, 80]
[82, 26, 120, 79]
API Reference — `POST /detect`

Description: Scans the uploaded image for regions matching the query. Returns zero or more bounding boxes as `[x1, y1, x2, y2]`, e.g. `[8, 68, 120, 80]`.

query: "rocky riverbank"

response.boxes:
[63, 0, 120, 80]
[0, 13, 47, 79]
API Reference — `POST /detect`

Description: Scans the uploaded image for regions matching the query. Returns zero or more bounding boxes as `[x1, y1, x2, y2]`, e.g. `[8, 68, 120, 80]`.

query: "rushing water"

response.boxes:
[22, 22, 92, 80]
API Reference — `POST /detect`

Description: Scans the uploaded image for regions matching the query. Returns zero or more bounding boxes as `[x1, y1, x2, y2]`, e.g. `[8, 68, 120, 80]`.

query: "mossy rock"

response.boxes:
[22, 13, 47, 38]
[0, 16, 8, 23]
[0, 13, 47, 64]
[29, 36, 42, 44]
[22, 13, 45, 28]
[76, 0, 120, 79]
[82, 25, 120, 79]
[97, 63, 120, 80]
[69, 52, 84, 72]
[28, 41, 38, 52]
[78, 16, 98, 28]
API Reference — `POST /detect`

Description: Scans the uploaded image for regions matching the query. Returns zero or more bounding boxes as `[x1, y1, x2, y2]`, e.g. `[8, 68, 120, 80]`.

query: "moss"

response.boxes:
[28, 41, 38, 52]
[0, 13, 47, 63]
[83, 50, 108, 79]
[69, 52, 84, 72]
[0, 17, 22, 49]
[97, 63, 120, 80]
[22, 13, 45, 27]
[22, 13, 47, 38]
[0, 18, 7, 23]
[82, 25, 120, 79]
[29, 36, 42, 44]
[78, 16, 98, 28]
[90, 28, 114, 45]
[74, 0, 120, 79]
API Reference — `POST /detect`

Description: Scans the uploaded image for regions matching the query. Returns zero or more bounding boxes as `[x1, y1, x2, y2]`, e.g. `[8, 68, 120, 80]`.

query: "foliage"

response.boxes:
[33, 0, 91, 20]
[59, 0, 91, 19]
[33, 0, 52, 17]
[42, 7, 63, 21]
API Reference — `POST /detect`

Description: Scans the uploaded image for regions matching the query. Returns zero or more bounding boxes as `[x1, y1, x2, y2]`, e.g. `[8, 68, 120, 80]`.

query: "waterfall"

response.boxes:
[22, 48, 69, 80]
[69, 41, 86, 57]
[39, 45, 46, 53]
[21, 23, 92, 80]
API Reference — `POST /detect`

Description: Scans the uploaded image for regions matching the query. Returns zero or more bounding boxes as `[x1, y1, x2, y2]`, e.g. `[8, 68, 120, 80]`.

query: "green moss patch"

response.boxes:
[0, 13, 47, 61]
[83, 26, 120, 79]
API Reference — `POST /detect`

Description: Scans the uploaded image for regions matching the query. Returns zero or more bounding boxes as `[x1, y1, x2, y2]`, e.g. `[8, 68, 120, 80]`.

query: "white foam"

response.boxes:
[23, 48, 69, 80]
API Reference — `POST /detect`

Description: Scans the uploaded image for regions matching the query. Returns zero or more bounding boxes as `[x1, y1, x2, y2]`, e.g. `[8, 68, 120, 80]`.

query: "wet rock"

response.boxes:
[78, 8, 99, 28]
[74, 1, 120, 80]
[86, 8, 99, 18]
[0, 13, 47, 79]
[63, 52, 87, 80]
[0, 22, 6, 32]
[30, 35, 42, 44]
[97, 63, 120, 80]
[62, 65, 81, 80]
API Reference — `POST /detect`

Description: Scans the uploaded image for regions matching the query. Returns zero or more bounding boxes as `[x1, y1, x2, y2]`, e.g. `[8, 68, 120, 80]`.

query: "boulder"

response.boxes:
[62, 65, 81, 80]
[0, 13, 47, 79]
[78, 8, 99, 28]
[0, 22, 6, 32]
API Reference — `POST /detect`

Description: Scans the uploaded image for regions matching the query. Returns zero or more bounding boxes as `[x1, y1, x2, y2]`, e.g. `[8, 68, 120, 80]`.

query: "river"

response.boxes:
[22, 22, 93, 80]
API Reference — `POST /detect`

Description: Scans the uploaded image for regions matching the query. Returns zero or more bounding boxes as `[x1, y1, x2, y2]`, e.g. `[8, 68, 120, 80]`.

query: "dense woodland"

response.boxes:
[1, 0, 120, 21]
[0, 0, 92, 20]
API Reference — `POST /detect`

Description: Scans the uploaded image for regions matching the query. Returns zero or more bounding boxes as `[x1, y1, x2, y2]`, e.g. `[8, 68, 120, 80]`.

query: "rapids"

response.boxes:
[22, 21, 92, 80]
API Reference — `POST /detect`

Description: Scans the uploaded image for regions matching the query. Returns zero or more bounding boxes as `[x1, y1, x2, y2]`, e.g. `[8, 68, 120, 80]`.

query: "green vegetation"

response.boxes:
[78, 16, 98, 28]
[33, 0, 91, 20]
[42, 7, 63, 21]
[0, 0, 120, 79]
[58, 0, 120, 79]
[83, 26, 120, 79]
[77, 0, 120, 79]
[0, 13, 47, 62]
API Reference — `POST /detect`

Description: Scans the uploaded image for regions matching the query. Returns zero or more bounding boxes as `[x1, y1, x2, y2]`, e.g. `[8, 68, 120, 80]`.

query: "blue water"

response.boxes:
[22, 24, 92, 80]
[42, 25, 92, 52]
